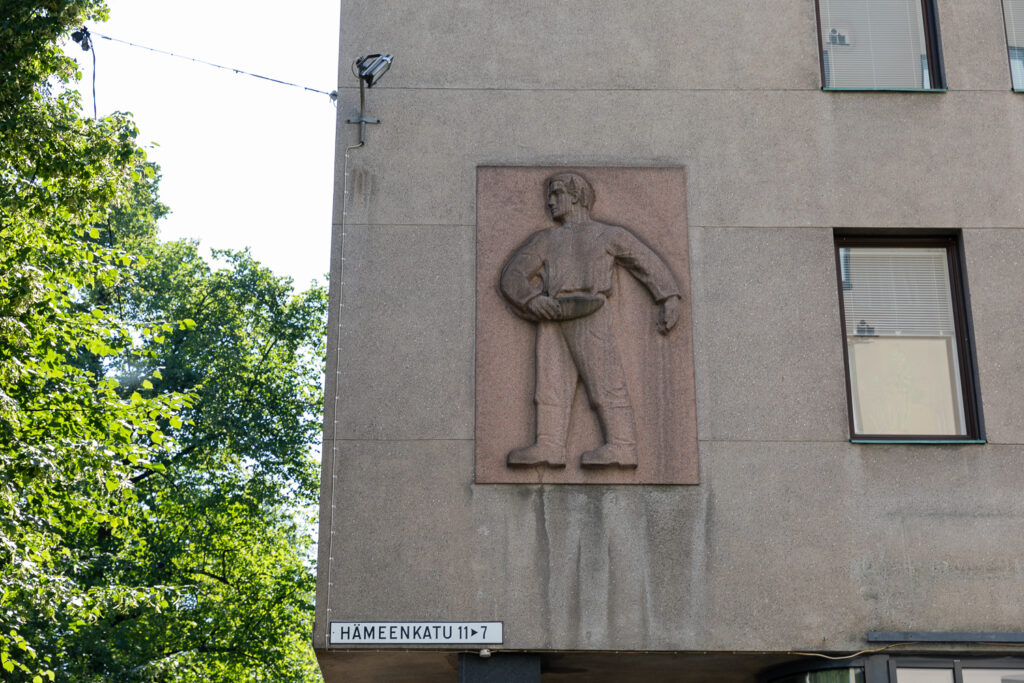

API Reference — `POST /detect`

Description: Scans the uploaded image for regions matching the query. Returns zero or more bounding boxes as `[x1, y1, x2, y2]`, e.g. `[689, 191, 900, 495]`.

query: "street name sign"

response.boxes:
[329, 621, 503, 645]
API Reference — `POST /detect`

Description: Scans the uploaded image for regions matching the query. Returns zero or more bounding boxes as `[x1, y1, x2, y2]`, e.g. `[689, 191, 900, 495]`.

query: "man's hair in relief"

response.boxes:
[548, 172, 594, 209]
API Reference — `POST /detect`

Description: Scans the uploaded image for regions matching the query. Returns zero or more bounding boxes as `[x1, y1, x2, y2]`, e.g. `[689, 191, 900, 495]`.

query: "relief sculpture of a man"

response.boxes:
[499, 172, 682, 469]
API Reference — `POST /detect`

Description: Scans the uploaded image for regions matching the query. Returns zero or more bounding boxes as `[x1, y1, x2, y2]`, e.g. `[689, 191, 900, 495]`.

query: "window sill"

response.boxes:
[850, 439, 986, 444]
[823, 87, 947, 93]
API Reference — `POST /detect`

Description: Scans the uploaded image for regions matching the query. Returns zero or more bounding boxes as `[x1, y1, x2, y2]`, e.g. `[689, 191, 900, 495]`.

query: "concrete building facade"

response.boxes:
[316, 1, 1024, 680]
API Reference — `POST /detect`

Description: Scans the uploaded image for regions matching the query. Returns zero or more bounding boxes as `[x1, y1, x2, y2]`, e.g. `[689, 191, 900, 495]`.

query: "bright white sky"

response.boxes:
[67, 0, 340, 291]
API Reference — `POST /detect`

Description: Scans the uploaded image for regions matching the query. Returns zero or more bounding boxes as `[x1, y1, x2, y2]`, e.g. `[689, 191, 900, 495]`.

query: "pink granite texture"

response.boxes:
[475, 166, 698, 484]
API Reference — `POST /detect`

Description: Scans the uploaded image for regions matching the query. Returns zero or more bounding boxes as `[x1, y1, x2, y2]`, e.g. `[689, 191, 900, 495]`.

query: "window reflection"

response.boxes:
[773, 669, 864, 683]
[896, 669, 954, 683]
[963, 670, 1024, 683]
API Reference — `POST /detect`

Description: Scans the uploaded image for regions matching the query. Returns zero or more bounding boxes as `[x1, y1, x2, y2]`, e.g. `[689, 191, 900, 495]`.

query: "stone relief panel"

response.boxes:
[476, 167, 698, 484]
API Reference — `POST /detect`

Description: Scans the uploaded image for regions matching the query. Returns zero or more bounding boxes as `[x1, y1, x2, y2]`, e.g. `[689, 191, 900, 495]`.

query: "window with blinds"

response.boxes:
[834, 235, 981, 440]
[768, 656, 1024, 683]
[1003, 0, 1024, 90]
[773, 667, 865, 683]
[816, 0, 946, 90]
[896, 666, 1024, 682]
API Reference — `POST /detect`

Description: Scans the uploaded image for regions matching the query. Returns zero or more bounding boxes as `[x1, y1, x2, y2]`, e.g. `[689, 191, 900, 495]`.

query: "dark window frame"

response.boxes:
[1001, 1, 1024, 91]
[1008, 45, 1024, 91]
[814, 0, 947, 91]
[765, 654, 1024, 683]
[833, 231, 983, 442]
[887, 656, 1024, 683]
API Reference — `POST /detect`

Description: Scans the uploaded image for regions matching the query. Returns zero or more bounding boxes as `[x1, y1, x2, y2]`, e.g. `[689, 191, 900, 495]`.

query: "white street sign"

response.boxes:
[329, 621, 503, 645]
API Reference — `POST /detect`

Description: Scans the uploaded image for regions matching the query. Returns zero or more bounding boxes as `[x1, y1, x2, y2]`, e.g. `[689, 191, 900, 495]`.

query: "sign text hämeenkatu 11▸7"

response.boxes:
[329, 621, 503, 645]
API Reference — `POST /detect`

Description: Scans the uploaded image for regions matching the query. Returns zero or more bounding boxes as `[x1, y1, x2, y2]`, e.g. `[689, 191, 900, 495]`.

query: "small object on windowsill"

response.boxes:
[828, 29, 850, 46]
[855, 320, 875, 336]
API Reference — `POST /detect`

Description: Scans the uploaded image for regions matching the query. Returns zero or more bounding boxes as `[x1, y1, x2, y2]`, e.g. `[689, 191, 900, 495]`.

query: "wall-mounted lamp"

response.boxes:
[347, 53, 393, 144]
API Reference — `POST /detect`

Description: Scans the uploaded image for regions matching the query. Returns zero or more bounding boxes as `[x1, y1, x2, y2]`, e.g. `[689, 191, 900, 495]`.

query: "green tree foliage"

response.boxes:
[59, 244, 328, 681]
[129, 244, 325, 503]
[1, 2, 327, 680]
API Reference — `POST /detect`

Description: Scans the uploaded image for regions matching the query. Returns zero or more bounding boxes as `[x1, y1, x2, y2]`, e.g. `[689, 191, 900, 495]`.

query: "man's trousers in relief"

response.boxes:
[532, 303, 638, 465]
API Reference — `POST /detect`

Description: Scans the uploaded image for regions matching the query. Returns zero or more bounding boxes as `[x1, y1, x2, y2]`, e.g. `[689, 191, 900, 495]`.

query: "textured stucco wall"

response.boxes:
[316, 0, 1024, 664]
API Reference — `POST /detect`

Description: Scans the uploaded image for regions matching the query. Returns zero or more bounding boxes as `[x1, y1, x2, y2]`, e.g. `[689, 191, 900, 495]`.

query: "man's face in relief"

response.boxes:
[546, 181, 573, 222]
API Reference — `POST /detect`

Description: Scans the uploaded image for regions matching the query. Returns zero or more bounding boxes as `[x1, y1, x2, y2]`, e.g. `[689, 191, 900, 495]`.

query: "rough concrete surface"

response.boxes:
[318, 0, 1024, 679]
[317, 437, 1024, 654]
[333, 89, 1024, 231]
[688, 226, 850, 443]
[324, 224, 475, 441]
[963, 228, 1024, 445]
[338, 0, 820, 92]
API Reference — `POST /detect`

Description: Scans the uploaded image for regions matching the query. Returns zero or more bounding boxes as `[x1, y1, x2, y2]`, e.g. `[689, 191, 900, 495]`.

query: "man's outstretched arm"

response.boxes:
[610, 227, 682, 335]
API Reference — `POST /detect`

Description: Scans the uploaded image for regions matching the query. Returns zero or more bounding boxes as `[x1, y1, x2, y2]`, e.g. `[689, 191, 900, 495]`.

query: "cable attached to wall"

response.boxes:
[323, 137, 361, 651]
[324, 53, 392, 650]
[70, 27, 338, 111]
[93, 31, 337, 100]
[70, 26, 97, 119]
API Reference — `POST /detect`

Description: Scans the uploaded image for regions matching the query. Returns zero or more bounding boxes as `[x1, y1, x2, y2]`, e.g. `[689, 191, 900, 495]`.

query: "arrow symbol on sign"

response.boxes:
[471, 629, 478, 637]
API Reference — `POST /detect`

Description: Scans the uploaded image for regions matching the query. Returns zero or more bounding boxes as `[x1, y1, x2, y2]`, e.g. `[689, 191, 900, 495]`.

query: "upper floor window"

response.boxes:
[898, 666, 1024, 682]
[834, 233, 983, 442]
[770, 656, 1024, 683]
[774, 668, 865, 683]
[1002, 0, 1024, 90]
[816, 0, 946, 90]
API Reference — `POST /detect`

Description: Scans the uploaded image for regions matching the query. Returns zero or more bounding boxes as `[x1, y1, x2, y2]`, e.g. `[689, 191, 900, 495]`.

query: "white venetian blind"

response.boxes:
[841, 247, 955, 337]
[840, 245, 966, 436]
[1003, 0, 1024, 89]
[819, 0, 930, 88]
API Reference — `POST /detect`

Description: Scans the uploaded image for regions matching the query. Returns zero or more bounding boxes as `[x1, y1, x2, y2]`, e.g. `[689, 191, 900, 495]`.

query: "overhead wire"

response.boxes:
[89, 30, 337, 102]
